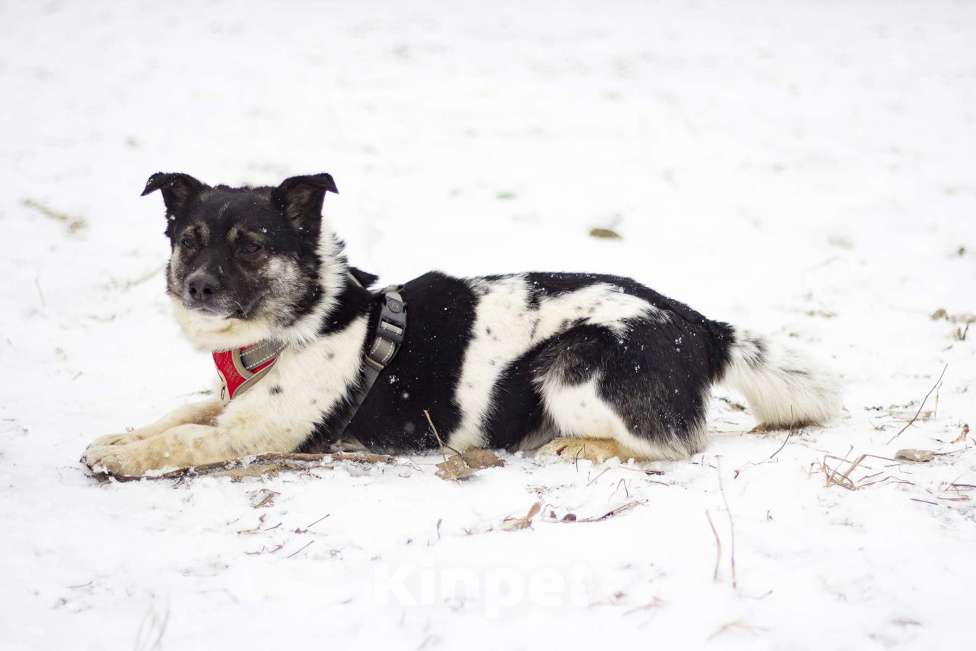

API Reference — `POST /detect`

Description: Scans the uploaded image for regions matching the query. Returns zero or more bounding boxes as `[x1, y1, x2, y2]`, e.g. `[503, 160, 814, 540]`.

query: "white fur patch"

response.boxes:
[215, 314, 369, 456]
[535, 283, 666, 335]
[170, 298, 275, 351]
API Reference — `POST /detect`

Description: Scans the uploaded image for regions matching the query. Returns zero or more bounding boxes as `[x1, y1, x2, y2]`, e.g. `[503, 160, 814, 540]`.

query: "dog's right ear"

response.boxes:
[141, 172, 206, 216]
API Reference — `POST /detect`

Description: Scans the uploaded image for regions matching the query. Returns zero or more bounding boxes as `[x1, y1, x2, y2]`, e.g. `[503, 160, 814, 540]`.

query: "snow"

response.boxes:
[1, 1, 975, 648]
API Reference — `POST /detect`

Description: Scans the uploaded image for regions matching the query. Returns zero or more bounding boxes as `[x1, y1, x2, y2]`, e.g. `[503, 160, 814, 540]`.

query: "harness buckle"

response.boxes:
[378, 318, 405, 343]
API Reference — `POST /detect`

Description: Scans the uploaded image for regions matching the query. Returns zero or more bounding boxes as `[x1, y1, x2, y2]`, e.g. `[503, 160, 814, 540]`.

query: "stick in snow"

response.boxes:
[887, 363, 948, 444]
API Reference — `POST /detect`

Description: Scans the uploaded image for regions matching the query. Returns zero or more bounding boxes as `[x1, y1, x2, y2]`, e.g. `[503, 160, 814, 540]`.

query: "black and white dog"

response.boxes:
[83, 172, 840, 476]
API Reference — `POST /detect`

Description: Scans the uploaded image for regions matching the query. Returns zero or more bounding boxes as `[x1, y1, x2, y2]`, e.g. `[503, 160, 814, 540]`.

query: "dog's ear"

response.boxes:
[141, 172, 206, 216]
[271, 173, 338, 229]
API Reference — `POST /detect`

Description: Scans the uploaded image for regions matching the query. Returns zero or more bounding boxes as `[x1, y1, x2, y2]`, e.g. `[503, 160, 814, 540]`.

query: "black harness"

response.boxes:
[331, 286, 407, 438]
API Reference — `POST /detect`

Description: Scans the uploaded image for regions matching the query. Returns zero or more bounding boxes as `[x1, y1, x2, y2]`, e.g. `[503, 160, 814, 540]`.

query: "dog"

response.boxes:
[82, 172, 841, 477]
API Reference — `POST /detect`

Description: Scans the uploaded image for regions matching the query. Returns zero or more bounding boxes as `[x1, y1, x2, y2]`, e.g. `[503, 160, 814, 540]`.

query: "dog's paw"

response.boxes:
[83, 424, 224, 477]
[83, 441, 159, 477]
[536, 437, 626, 463]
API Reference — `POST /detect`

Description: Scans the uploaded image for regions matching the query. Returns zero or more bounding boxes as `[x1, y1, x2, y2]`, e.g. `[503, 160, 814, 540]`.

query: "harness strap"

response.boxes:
[214, 339, 286, 401]
[332, 286, 407, 438]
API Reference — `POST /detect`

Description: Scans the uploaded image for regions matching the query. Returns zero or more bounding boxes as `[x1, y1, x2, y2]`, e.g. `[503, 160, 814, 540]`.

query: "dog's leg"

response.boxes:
[84, 423, 229, 476]
[535, 369, 705, 464]
[83, 399, 312, 475]
[84, 387, 318, 476]
[87, 399, 224, 448]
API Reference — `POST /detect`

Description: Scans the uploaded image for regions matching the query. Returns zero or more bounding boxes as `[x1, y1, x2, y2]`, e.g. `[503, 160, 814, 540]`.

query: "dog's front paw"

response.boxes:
[83, 424, 223, 477]
[83, 441, 159, 477]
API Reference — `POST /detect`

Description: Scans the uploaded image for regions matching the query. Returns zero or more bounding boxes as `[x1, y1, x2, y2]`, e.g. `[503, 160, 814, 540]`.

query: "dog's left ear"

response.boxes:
[271, 173, 338, 229]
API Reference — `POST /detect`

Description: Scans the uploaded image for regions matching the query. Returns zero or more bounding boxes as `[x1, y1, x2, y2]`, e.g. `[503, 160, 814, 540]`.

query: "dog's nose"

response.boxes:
[185, 272, 221, 306]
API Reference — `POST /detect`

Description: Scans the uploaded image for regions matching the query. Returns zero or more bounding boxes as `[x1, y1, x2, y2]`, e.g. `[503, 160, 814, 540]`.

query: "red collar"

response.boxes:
[213, 341, 284, 401]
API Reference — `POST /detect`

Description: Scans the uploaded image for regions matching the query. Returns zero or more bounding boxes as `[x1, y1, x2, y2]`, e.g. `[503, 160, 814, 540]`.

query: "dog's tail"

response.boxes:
[713, 324, 842, 428]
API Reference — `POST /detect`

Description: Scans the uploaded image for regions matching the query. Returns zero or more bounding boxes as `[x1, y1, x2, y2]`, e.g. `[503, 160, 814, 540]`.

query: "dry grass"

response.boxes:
[22, 197, 87, 236]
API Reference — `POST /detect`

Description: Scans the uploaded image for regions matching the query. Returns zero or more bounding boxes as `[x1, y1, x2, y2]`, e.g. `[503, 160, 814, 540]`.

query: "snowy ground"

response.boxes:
[2, 1, 975, 649]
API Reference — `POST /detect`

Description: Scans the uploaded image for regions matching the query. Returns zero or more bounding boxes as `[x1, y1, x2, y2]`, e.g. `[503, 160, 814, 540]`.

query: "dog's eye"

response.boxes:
[180, 236, 196, 250]
[238, 240, 262, 256]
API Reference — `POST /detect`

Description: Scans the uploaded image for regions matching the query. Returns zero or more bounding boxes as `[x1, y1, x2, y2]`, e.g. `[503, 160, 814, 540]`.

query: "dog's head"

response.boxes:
[143, 172, 343, 350]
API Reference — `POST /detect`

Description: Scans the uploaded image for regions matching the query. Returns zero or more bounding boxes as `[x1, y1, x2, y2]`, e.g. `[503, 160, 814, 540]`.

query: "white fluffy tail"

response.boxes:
[720, 328, 841, 428]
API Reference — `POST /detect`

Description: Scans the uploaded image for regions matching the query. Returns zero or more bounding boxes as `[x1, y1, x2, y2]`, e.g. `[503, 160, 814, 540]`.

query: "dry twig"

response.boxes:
[585, 466, 612, 487]
[716, 458, 737, 589]
[769, 406, 797, 459]
[424, 409, 461, 459]
[769, 427, 794, 459]
[705, 510, 722, 582]
[294, 514, 330, 534]
[887, 364, 948, 444]
[286, 540, 315, 558]
[92, 451, 394, 483]
[822, 453, 900, 490]
[545, 500, 646, 524]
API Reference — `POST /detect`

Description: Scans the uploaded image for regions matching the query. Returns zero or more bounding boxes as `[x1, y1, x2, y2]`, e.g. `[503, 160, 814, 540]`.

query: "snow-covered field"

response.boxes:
[2, 1, 975, 648]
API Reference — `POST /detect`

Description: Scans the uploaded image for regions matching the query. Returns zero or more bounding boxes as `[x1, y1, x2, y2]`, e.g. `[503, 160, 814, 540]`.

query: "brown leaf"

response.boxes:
[952, 424, 970, 444]
[435, 455, 477, 481]
[502, 502, 542, 531]
[588, 227, 622, 240]
[461, 448, 505, 469]
[804, 309, 837, 319]
[895, 449, 936, 463]
[434, 448, 505, 481]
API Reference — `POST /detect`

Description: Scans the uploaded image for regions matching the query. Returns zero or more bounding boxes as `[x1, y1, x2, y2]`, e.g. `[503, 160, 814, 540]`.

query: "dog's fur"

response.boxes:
[83, 172, 841, 476]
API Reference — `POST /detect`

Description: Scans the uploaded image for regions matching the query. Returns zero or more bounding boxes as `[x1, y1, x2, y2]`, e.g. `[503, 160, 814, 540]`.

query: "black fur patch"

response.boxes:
[319, 275, 373, 335]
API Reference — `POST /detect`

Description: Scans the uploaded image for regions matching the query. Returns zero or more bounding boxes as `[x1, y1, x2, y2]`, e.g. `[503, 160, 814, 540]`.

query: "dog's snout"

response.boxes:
[185, 272, 221, 306]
